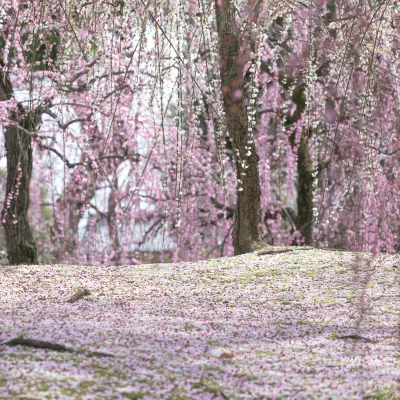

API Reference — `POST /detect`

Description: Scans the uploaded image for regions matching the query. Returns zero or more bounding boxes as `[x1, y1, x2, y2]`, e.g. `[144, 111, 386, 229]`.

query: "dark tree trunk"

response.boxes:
[288, 85, 314, 245]
[0, 63, 38, 264]
[107, 178, 121, 265]
[215, 0, 264, 255]
[51, 124, 103, 263]
[296, 131, 313, 245]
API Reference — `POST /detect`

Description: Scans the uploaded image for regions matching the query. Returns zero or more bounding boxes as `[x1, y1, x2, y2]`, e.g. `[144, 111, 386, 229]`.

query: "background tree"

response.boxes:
[0, 58, 39, 264]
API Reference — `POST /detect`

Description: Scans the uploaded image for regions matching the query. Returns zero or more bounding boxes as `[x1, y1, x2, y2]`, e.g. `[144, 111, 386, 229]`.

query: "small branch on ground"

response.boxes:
[1, 337, 115, 357]
[256, 246, 314, 256]
[257, 247, 292, 256]
[336, 334, 374, 343]
[67, 288, 91, 303]
[1, 338, 74, 352]
[87, 351, 115, 357]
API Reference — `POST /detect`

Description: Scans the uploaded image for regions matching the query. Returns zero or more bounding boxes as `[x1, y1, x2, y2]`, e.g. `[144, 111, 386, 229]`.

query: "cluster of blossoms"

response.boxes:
[0, 0, 399, 264]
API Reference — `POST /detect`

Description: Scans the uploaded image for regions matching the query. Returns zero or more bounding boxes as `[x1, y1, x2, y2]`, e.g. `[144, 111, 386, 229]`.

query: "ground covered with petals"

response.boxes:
[0, 249, 399, 399]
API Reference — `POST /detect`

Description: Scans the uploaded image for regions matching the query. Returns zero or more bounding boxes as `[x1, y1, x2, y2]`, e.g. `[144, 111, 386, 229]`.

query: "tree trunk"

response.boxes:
[287, 85, 314, 245]
[215, 0, 263, 255]
[53, 161, 99, 263]
[296, 131, 313, 245]
[0, 64, 38, 264]
[107, 178, 122, 265]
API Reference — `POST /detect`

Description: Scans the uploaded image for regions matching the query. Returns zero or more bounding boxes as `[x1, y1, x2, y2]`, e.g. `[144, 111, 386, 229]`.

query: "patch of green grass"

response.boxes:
[165, 385, 189, 399]
[335, 269, 346, 274]
[78, 380, 96, 389]
[254, 271, 271, 277]
[183, 322, 201, 331]
[254, 349, 275, 356]
[36, 382, 50, 392]
[203, 386, 220, 395]
[121, 392, 150, 400]
[5, 352, 32, 360]
[192, 381, 221, 395]
[298, 320, 313, 325]
[204, 365, 221, 372]
[363, 388, 397, 399]
[206, 339, 221, 346]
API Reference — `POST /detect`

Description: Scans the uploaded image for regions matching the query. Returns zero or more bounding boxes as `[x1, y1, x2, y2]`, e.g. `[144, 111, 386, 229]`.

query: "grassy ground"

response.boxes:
[0, 248, 399, 399]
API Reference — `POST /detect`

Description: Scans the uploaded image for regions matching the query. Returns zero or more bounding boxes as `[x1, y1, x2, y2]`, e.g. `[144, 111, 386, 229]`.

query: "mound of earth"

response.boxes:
[0, 249, 399, 399]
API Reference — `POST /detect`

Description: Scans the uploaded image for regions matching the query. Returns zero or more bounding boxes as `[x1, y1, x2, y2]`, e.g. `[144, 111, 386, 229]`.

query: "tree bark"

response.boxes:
[215, 0, 264, 255]
[288, 85, 314, 245]
[107, 177, 122, 265]
[53, 159, 99, 263]
[0, 63, 38, 264]
[296, 131, 313, 245]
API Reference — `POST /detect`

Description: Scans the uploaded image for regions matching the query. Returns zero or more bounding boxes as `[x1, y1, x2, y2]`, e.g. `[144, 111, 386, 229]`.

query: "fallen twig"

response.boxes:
[1, 337, 115, 357]
[336, 334, 374, 343]
[257, 246, 314, 256]
[1, 338, 74, 352]
[67, 288, 91, 303]
[257, 247, 293, 256]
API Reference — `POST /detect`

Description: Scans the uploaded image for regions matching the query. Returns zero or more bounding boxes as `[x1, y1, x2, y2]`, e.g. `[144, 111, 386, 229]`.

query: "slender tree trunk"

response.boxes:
[296, 131, 313, 245]
[288, 85, 314, 245]
[107, 178, 121, 265]
[215, 0, 264, 255]
[53, 164, 99, 263]
[0, 64, 38, 264]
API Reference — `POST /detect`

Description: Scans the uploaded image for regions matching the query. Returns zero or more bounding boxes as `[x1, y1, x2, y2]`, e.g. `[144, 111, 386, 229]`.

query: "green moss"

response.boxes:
[78, 380, 96, 389]
[203, 385, 220, 394]
[5, 353, 31, 360]
[362, 388, 397, 399]
[183, 322, 201, 331]
[254, 350, 275, 356]
[36, 382, 50, 392]
[204, 365, 221, 372]
[254, 271, 270, 277]
[335, 269, 346, 274]
[206, 339, 221, 346]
